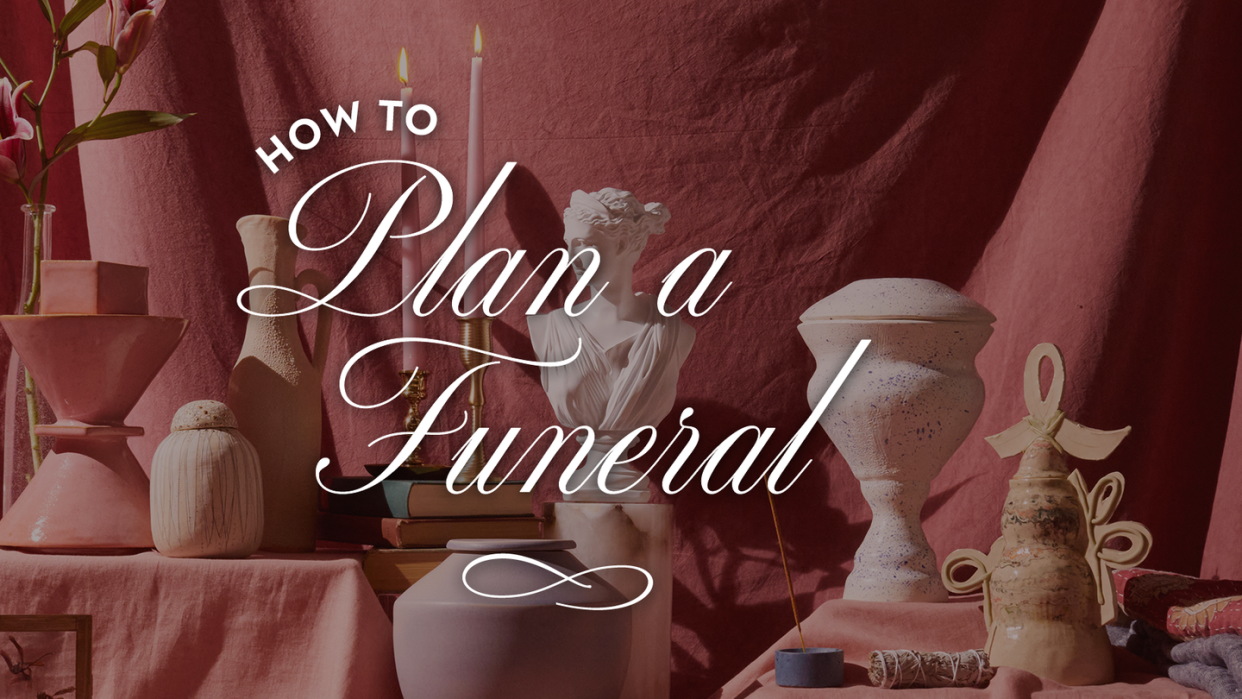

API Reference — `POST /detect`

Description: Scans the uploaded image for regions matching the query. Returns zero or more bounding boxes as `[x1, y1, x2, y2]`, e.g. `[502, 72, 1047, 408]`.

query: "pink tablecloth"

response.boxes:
[713, 595, 1204, 699]
[0, 550, 402, 699]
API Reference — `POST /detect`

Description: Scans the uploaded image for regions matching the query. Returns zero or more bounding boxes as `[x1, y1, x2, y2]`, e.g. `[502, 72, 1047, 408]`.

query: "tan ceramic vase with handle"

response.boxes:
[942, 344, 1152, 685]
[227, 215, 333, 552]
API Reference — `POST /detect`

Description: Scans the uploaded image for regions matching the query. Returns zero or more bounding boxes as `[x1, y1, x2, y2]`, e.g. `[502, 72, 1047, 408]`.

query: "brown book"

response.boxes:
[317, 512, 542, 549]
[326, 477, 533, 518]
[362, 548, 451, 593]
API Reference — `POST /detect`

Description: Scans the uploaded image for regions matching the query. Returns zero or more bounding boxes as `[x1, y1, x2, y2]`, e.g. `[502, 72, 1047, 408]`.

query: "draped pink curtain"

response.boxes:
[2, 1, 1240, 696]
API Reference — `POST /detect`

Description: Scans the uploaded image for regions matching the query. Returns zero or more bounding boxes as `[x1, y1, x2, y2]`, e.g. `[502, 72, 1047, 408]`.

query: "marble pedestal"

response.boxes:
[545, 502, 673, 699]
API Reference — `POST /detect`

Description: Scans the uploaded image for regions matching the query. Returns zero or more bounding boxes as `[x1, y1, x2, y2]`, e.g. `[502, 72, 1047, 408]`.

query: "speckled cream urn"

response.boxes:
[150, 400, 264, 558]
[798, 278, 995, 602]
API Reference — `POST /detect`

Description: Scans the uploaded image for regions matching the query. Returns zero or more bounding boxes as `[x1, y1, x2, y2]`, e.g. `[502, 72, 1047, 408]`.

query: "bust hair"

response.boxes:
[564, 188, 670, 254]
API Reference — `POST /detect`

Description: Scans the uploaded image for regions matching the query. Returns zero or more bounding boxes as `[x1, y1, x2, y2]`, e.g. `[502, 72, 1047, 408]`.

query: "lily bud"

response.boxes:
[0, 78, 33, 184]
[107, 0, 167, 74]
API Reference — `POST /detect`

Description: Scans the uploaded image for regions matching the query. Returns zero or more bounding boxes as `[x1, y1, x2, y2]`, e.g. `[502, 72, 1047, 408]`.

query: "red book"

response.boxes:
[316, 512, 542, 549]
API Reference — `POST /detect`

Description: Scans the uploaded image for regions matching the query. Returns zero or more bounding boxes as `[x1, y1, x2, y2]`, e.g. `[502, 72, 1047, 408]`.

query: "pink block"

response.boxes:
[41, 260, 149, 315]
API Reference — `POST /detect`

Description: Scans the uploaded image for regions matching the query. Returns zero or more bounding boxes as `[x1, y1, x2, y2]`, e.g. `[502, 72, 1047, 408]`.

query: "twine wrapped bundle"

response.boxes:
[868, 649, 996, 689]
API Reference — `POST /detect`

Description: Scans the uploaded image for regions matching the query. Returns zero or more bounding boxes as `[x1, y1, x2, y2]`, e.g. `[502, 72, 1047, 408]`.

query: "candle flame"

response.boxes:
[474, 25, 482, 56]
[398, 47, 409, 86]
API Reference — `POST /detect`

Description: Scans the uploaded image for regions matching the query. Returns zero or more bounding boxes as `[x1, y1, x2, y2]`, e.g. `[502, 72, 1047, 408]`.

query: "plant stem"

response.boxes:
[37, 40, 61, 106]
[34, 42, 63, 209]
[0, 54, 16, 83]
[0, 54, 38, 110]
[17, 37, 67, 474]
[87, 74, 122, 129]
[23, 367, 42, 472]
[32, 103, 48, 203]
[21, 208, 45, 473]
[23, 211, 44, 314]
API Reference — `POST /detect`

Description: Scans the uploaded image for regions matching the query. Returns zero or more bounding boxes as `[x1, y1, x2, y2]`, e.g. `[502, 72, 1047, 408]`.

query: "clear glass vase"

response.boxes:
[3, 204, 55, 515]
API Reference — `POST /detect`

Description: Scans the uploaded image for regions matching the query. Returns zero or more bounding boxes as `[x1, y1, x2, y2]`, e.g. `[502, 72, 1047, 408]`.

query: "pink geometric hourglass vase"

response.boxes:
[0, 314, 187, 553]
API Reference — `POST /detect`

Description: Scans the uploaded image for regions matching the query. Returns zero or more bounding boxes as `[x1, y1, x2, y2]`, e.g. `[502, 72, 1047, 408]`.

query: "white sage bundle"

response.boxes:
[868, 649, 996, 689]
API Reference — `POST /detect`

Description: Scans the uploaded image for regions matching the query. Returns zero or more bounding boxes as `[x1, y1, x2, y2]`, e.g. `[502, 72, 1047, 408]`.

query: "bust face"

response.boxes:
[564, 217, 626, 284]
[563, 218, 618, 257]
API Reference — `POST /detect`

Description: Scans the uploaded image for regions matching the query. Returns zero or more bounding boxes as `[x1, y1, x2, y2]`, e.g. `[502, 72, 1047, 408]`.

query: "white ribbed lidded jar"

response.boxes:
[150, 400, 264, 558]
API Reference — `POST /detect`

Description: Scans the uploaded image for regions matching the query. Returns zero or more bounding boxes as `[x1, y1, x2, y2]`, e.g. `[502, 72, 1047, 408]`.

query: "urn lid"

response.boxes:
[800, 278, 995, 324]
[170, 400, 238, 431]
[447, 539, 576, 553]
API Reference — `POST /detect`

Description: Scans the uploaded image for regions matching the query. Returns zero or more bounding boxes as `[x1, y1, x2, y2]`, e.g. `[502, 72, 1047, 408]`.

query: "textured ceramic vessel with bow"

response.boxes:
[942, 343, 1152, 685]
[798, 278, 994, 602]
[227, 215, 332, 553]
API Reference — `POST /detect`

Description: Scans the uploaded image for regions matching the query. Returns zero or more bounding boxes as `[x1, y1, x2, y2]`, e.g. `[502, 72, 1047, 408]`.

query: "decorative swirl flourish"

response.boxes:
[461, 553, 653, 612]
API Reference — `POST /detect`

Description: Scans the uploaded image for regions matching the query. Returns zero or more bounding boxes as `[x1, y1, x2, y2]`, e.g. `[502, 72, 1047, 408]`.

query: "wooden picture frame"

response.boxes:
[0, 615, 92, 699]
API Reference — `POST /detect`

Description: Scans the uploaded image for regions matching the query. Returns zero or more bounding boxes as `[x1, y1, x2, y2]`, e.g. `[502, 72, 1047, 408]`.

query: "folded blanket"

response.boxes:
[1115, 568, 1242, 640]
[1166, 634, 1242, 699]
[1107, 619, 1177, 669]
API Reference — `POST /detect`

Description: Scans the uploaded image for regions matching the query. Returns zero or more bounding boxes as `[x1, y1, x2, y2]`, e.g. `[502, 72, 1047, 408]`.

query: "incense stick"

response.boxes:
[766, 487, 806, 651]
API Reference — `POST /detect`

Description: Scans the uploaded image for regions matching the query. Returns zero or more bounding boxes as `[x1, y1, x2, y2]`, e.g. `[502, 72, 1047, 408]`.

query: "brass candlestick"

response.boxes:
[398, 368, 431, 471]
[457, 317, 493, 483]
[365, 368, 447, 479]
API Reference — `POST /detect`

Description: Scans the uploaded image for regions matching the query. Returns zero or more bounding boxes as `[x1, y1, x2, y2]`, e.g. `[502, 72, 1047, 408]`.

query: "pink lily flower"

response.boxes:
[0, 78, 33, 184]
[107, 0, 167, 74]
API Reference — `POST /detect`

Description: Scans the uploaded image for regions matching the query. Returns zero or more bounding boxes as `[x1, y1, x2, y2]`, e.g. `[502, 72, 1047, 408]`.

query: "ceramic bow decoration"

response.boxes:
[941, 343, 1152, 686]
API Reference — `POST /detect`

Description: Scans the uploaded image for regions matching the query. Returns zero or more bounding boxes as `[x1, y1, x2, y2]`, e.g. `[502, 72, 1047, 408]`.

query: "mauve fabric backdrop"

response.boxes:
[1, 1, 1240, 696]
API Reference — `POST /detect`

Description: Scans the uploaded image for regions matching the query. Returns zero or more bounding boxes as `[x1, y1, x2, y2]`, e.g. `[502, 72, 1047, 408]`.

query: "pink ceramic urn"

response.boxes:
[393, 539, 632, 699]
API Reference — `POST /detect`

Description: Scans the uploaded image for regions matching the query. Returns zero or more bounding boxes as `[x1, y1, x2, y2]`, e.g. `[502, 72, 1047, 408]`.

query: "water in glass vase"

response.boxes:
[2, 204, 55, 515]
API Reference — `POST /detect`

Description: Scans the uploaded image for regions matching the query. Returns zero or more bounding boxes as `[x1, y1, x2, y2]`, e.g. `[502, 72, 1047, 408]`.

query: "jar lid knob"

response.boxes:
[170, 400, 238, 431]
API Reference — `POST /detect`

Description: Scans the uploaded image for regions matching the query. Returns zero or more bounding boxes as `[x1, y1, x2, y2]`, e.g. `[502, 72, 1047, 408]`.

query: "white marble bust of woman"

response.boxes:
[527, 188, 695, 502]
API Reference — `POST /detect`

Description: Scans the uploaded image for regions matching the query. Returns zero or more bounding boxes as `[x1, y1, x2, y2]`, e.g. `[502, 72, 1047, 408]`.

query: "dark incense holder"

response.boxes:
[775, 648, 844, 688]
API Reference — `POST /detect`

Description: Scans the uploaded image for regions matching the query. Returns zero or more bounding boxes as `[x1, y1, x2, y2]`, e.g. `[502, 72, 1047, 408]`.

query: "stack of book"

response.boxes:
[317, 476, 541, 593]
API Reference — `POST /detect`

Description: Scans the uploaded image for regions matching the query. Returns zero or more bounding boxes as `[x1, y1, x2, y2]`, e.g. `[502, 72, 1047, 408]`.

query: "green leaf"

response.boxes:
[64, 110, 193, 145]
[28, 110, 192, 188]
[63, 40, 101, 58]
[55, 130, 88, 156]
[96, 44, 117, 87]
[36, 0, 55, 26]
[60, 0, 107, 38]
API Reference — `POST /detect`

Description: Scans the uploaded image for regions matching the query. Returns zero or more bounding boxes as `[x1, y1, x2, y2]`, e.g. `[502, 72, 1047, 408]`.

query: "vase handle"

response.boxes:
[294, 268, 334, 374]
